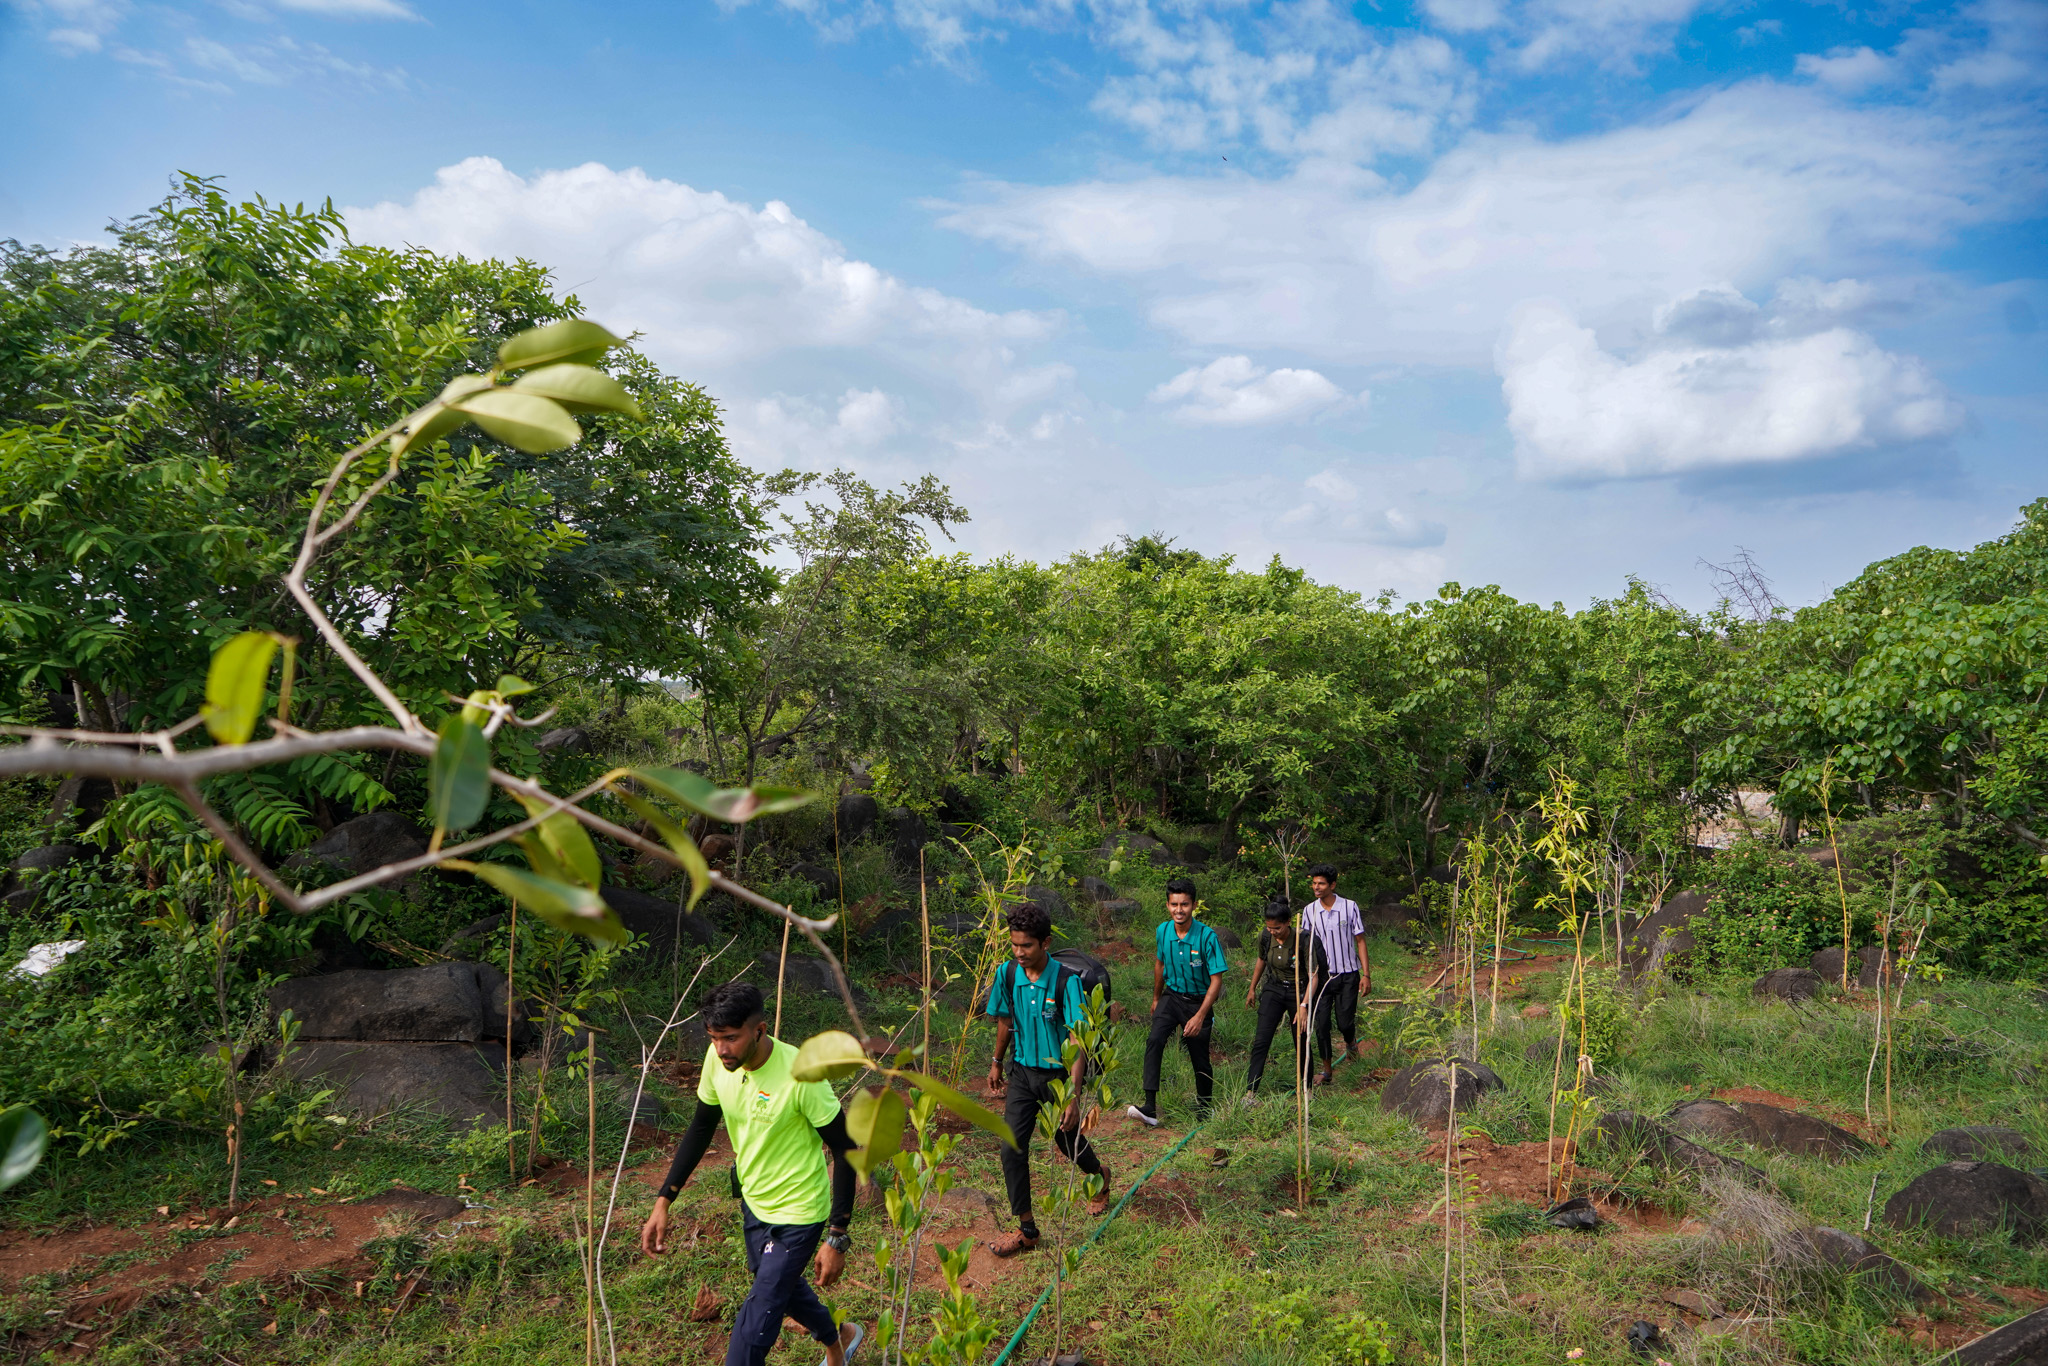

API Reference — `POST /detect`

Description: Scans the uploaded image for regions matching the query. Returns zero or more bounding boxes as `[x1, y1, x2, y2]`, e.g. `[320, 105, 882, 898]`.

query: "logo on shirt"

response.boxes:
[752, 1087, 774, 1111]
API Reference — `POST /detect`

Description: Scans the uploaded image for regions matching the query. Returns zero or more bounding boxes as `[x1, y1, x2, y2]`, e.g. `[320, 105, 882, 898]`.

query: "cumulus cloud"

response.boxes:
[351, 158, 1065, 404]
[1795, 46, 1894, 91]
[273, 0, 418, 16]
[939, 81, 2034, 369]
[1148, 355, 1354, 424]
[1497, 287, 1966, 480]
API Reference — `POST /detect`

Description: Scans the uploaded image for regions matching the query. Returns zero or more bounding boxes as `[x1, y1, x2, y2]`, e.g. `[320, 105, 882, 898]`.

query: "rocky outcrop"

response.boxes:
[1935, 1304, 2048, 1364]
[1883, 1162, 2048, 1242]
[1591, 1110, 1769, 1186]
[285, 812, 428, 888]
[1622, 890, 1709, 978]
[1665, 1099, 1868, 1162]
[1922, 1127, 2034, 1164]
[1752, 967, 1825, 1002]
[1, 843, 91, 911]
[1785, 1226, 1932, 1301]
[280, 1041, 505, 1126]
[601, 884, 716, 952]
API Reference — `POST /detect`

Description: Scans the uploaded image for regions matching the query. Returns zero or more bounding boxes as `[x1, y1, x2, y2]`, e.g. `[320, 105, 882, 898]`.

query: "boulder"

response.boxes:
[886, 808, 930, 868]
[1665, 1099, 1868, 1162]
[523, 1022, 614, 1075]
[281, 1040, 503, 1127]
[1883, 1162, 2048, 1241]
[1211, 924, 1242, 950]
[536, 726, 592, 754]
[1786, 1226, 1933, 1301]
[271, 963, 518, 1043]
[1591, 1111, 1770, 1186]
[2, 843, 91, 911]
[745, 952, 870, 1008]
[1181, 841, 1214, 868]
[1077, 876, 1117, 903]
[790, 862, 841, 902]
[1100, 831, 1170, 860]
[1923, 1127, 2036, 1164]
[1095, 899, 1142, 923]
[1752, 967, 1824, 1002]
[1936, 1303, 2048, 1364]
[1623, 890, 1709, 978]
[601, 884, 716, 951]
[286, 812, 428, 887]
[1380, 1058, 1505, 1130]
[1019, 884, 1068, 917]
[1810, 944, 1905, 989]
[834, 792, 880, 847]
[47, 775, 115, 831]
[1361, 901, 1419, 929]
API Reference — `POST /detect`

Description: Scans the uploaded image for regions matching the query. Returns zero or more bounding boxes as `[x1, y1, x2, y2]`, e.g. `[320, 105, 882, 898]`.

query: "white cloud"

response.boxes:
[1497, 290, 1966, 480]
[1148, 355, 1353, 424]
[274, 0, 418, 16]
[1934, 0, 2048, 88]
[1366, 507, 1448, 548]
[939, 81, 2036, 369]
[1795, 46, 1894, 91]
[1422, 0, 1503, 34]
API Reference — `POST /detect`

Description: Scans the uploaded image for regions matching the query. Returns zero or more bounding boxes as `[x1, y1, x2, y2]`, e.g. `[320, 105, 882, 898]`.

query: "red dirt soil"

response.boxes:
[1416, 1132, 1677, 1236]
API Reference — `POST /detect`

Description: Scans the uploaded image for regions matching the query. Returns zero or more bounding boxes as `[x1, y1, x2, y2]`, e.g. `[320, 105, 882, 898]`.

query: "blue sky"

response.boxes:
[3, 0, 2044, 612]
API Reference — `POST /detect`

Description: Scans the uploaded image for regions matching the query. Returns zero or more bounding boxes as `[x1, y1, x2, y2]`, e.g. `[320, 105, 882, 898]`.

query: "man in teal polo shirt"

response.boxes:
[1127, 877, 1227, 1126]
[983, 901, 1113, 1257]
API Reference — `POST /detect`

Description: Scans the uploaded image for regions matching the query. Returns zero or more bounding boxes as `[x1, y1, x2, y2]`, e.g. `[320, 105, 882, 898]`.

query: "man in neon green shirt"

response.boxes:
[641, 982, 862, 1366]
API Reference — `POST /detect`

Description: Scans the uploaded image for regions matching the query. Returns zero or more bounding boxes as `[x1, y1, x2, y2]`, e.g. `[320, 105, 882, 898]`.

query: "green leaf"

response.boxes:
[843, 1087, 907, 1177]
[631, 767, 814, 823]
[892, 1070, 1016, 1149]
[393, 374, 495, 455]
[449, 389, 582, 453]
[495, 675, 535, 698]
[0, 1105, 48, 1192]
[496, 319, 625, 372]
[428, 715, 491, 832]
[513, 792, 602, 890]
[791, 1030, 869, 1083]
[613, 788, 711, 910]
[509, 364, 643, 419]
[443, 859, 626, 944]
[202, 631, 278, 745]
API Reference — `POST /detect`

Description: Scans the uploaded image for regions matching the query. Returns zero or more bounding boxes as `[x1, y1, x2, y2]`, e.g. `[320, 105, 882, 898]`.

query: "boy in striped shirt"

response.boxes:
[1127, 877, 1227, 1126]
[1303, 863, 1371, 1086]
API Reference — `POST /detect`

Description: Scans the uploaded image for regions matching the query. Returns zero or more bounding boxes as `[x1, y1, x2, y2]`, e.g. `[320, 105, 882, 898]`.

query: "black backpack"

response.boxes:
[997, 950, 1113, 1017]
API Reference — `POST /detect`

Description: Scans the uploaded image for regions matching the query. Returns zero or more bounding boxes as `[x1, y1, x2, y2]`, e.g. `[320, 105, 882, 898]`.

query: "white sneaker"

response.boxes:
[1125, 1104, 1160, 1128]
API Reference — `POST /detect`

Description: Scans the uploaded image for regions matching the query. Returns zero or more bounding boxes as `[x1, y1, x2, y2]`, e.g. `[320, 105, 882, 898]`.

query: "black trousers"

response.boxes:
[999, 1061, 1103, 1226]
[727, 1202, 837, 1366]
[1246, 988, 1314, 1094]
[1313, 970, 1361, 1064]
[1142, 991, 1214, 1108]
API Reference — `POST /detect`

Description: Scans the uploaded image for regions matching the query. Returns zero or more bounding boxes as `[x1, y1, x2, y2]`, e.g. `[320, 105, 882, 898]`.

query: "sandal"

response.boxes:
[1086, 1168, 1113, 1217]
[989, 1229, 1039, 1258]
[822, 1321, 865, 1366]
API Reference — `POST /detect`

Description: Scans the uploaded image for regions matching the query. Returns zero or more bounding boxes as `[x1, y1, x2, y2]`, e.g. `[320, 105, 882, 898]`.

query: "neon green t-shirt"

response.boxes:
[697, 1036, 840, 1225]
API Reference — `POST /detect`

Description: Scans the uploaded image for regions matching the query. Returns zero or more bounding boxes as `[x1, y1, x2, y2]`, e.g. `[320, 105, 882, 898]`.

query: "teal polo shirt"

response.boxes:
[987, 960, 1086, 1069]
[1155, 918, 1229, 995]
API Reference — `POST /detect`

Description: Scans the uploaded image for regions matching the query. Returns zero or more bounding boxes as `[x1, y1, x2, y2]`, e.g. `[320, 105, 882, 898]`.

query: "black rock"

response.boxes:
[281, 1040, 504, 1127]
[1787, 1226, 1933, 1301]
[1665, 1098, 1868, 1162]
[744, 952, 870, 1008]
[286, 811, 428, 887]
[1923, 1127, 2035, 1164]
[1077, 875, 1117, 903]
[1, 843, 91, 911]
[1883, 1161, 2048, 1241]
[1212, 924, 1242, 950]
[1625, 1321, 1664, 1357]
[1181, 841, 1213, 868]
[536, 726, 592, 754]
[601, 884, 717, 951]
[1810, 944, 1906, 990]
[1622, 889, 1709, 978]
[1752, 967, 1824, 1002]
[1380, 1058, 1505, 1130]
[834, 792, 879, 847]
[791, 861, 841, 902]
[1544, 1195, 1600, 1230]
[46, 775, 115, 831]
[271, 963, 496, 1042]
[887, 808, 930, 868]
[1940, 1303, 2048, 1364]
[1591, 1111, 1770, 1187]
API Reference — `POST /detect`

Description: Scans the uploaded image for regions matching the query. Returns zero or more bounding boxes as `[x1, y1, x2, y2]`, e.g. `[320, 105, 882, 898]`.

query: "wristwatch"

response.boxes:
[823, 1228, 852, 1254]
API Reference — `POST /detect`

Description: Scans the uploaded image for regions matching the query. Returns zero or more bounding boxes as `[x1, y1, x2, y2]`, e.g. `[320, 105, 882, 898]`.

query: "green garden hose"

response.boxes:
[985, 1121, 1208, 1366]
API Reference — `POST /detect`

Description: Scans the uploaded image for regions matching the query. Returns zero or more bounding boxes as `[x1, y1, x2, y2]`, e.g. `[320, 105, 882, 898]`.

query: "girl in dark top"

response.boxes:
[1241, 901, 1326, 1104]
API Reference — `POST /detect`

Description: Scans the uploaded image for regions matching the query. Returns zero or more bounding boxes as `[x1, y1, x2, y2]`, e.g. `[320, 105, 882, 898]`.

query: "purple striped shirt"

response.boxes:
[1302, 896, 1365, 975]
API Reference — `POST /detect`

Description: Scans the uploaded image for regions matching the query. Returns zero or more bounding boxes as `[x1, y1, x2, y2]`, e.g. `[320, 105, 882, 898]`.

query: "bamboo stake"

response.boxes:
[919, 847, 932, 1063]
[586, 1050, 597, 1366]
[773, 920, 791, 1037]
[507, 899, 518, 1184]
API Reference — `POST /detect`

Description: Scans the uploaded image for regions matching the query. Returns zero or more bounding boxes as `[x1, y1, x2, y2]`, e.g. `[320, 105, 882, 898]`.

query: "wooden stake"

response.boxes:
[586, 1050, 597, 1366]
[919, 846, 932, 1063]
[507, 899, 518, 1184]
[774, 921, 791, 1037]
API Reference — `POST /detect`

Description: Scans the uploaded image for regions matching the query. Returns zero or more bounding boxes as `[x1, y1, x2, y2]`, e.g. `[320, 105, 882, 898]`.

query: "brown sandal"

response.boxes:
[1086, 1169, 1114, 1217]
[989, 1229, 1038, 1258]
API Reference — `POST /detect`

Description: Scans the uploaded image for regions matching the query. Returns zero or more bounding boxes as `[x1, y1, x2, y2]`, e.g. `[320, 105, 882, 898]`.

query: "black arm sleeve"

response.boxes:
[815, 1112, 858, 1231]
[655, 1100, 721, 1202]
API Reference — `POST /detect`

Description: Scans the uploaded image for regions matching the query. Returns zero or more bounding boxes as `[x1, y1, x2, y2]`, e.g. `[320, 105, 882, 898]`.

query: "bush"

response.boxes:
[1690, 840, 1838, 978]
